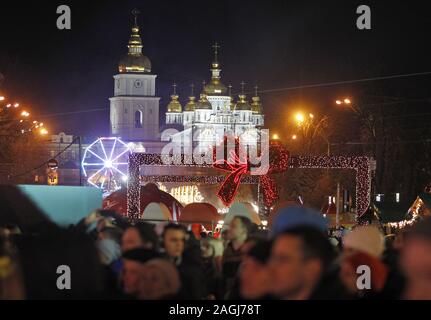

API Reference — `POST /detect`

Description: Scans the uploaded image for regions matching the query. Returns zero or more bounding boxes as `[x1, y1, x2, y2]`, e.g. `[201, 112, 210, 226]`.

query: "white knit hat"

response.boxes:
[343, 226, 385, 258]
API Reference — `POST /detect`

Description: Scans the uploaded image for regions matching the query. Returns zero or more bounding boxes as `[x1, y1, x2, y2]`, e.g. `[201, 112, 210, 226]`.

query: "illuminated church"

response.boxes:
[165, 43, 264, 150]
[110, 12, 265, 150]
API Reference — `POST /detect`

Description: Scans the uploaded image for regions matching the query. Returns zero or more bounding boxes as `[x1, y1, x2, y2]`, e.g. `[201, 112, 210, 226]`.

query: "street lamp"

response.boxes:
[0, 96, 5, 101]
[336, 98, 352, 106]
[295, 112, 305, 124]
[292, 134, 297, 140]
[272, 133, 279, 140]
[40, 128, 48, 135]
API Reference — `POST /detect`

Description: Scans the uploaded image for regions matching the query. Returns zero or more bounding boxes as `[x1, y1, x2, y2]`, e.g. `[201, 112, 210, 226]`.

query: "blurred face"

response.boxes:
[227, 218, 246, 241]
[268, 235, 321, 299]
[122, 259, 144, 296]
[339, 258, 359, 294]
[401, 237, 431, 300]
[240, 256, 270, 299]
[138, 266, 165, 300]
[163, 229, 185, 258]
[122, 227, 144, 252]
[201, 241, 214, 258]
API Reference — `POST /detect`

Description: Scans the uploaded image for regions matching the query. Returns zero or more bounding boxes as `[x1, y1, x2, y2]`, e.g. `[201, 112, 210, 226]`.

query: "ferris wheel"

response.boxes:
[81, 137, 131, 193]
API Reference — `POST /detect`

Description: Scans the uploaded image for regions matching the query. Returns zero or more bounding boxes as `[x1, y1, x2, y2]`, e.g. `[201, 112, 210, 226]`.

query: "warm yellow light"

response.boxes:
[309, 113, 314, 118]
[272, 134, 279, 140]
[33, 120, 37, 124]
[14, 103, 19, 108]
[0, 96, 5, 101]
[6, 104, 11, 108]
[292, 134, 297, 140]
[40, 122, 44, 126]
[21, 111, 30, 117]
[336, 100, 342, 105]
[344, 98, 351, 104]
[295, 113, 305, 123]
[40, 128, 48, 135]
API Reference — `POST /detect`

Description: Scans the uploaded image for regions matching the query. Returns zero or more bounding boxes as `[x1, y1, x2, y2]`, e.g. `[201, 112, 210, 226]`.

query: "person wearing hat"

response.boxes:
[340, 226, 405, 299]
[267, 205, 350, 300]
[342, 226, 385, 258]
[270, 205, 329, 237]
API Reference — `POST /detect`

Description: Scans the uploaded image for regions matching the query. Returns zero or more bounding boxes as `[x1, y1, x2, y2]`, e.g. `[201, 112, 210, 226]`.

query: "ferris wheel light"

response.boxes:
[105, 160, 113, 168]
[82, 137, 131, 193]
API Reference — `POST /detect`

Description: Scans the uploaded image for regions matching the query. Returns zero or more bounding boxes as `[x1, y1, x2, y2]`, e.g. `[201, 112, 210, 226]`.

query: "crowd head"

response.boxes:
[2, 197, 431, 301]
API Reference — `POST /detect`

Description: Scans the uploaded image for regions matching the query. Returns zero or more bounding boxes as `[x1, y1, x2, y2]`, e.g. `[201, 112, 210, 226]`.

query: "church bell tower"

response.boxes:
[109, 9, 160, 141]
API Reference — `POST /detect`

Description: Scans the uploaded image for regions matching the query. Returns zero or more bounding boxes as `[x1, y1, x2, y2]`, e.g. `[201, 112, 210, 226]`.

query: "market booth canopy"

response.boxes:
[141, 202, 172, 222]
[103, 183, 182, 216]
[179, 202, 220, 230]
[224, 202, 261, 225]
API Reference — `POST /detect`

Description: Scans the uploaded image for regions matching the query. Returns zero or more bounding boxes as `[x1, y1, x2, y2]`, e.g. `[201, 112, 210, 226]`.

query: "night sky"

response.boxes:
[0, 0, 430, 142]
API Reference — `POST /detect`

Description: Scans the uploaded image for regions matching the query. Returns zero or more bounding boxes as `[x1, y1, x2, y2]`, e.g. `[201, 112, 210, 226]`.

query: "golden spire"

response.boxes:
[212, 42, 220, 67]
[128, 9, 142, 55]
[203, 42, 227, 96]
[167, 82, 182, 112]
[118, 9, 151, 73]
[185, 84, 196, 111]
[251, 85, 262, 114]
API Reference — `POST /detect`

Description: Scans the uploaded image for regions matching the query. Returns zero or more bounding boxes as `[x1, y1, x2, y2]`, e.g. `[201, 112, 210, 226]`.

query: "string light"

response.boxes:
[386, 198, 423, 229]
[290, 155, 371, 219]
[127, 151, 371, 221]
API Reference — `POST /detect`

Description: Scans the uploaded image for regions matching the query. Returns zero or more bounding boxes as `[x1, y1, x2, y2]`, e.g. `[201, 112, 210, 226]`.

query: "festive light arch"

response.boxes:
[127, 153, 371, 221]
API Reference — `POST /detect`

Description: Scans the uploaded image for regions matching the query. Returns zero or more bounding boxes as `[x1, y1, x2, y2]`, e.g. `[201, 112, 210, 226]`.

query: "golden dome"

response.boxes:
[235, 94, 252, 111]
[119, 54, 151, 73]
[184, 96, 196, 111]
[251, 96, 262, 114]
[195, 93, 212, 110]
[118, 20, 151, 73]
[204, 79, 227, 96]
[166, 94, 182, 113]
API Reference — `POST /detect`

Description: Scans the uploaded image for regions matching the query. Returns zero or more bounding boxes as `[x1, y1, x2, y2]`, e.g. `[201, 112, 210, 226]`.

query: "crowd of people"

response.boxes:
[1, 204, 431, 300]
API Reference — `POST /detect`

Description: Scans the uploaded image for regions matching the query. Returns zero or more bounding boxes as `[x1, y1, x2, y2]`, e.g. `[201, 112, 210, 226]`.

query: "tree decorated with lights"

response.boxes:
[0, 89, 49, 183]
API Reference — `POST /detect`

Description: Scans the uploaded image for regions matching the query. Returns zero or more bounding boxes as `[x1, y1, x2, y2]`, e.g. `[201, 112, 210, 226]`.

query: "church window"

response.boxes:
[135, 110, 143, 128]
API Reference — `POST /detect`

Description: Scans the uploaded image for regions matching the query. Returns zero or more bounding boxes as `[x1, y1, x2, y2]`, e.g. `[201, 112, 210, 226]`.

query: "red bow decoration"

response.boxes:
[213, 137, 289, 207]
